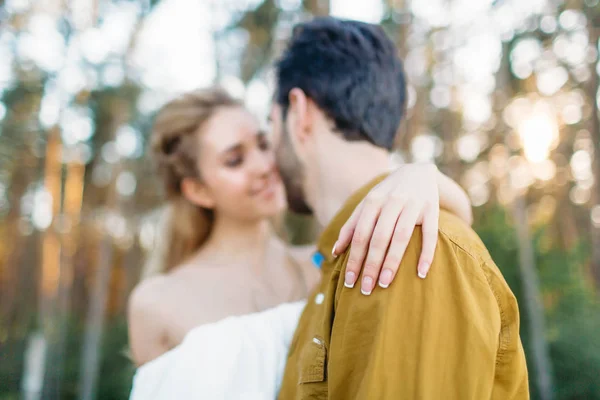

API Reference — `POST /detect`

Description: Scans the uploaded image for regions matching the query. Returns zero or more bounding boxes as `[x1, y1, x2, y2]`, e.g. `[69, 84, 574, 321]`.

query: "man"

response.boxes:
[272, 17, 529, 399]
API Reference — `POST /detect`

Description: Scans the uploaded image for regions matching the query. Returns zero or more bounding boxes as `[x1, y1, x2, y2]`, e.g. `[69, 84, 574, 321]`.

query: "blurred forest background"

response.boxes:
[1, 0, 600, 399]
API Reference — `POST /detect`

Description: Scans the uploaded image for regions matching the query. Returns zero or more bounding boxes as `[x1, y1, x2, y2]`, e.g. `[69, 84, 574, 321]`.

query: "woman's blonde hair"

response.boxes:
[149, 87, 242, 272]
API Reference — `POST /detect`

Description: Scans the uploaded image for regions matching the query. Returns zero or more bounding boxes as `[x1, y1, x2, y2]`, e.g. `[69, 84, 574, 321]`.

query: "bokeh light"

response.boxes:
[17, 14, 65, 72]
[60, 107, 95, 146]
[331, 0, 384, 23]
[31, 188, 53, 230]
[517, 101, 559, 163]
[116, 171, 137, 197]
[540, 15, 557, 34]
[468, 184, 490, 207]
[536, 66, 568, 96]
[509, 155, 535, 190]
[116, 126, 142, 159]
[131, 0, 216, 94]
[139, 218, 157, 250]
[532, 159, 557, 181]
[411, 134, 442, 162]
[101, 142, 119, 164]
[104, 211, 128, 239]
[571, 150, 593, 181]
[591, 205, 600, 227]
[456, 133, 481, 163]
[430, 86, 452, 109]
[570, 185, 591, 205]
[220, 75, 246, 99]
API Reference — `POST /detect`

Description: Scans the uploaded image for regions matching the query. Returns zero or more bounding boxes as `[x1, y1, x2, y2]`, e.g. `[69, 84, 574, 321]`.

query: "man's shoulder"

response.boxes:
[330, 210, 509, 342]
[433, 211, 515, 307]
[437, 211, 492, 264]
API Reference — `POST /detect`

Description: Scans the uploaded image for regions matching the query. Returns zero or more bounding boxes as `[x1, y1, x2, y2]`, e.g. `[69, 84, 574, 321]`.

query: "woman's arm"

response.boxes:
[333, 163, 473, 294]
[128, 278, 171, 367]
[437, 168, 473, 226]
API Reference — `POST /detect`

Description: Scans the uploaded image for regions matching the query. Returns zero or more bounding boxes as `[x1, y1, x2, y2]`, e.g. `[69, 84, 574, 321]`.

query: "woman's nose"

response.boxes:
[249, 150, 275, 176]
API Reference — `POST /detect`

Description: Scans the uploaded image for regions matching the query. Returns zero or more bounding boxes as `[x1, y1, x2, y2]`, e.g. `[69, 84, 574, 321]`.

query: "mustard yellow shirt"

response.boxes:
[279, 176, 529, 399]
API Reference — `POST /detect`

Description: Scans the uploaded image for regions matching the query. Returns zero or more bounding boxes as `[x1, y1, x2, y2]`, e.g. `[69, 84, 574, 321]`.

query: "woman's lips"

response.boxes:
[252, 177, 278, 198]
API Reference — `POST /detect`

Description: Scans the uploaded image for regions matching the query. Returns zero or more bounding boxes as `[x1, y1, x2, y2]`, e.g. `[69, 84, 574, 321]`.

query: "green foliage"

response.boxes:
[95, 319, 135, 400]
[0, 336, 26, 399]
[475, 206, 600, 400]
[0, 318, 133, 400]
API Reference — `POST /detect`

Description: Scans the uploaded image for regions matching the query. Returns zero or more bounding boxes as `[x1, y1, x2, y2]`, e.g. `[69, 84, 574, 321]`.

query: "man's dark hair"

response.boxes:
[275, 17, 407, 150]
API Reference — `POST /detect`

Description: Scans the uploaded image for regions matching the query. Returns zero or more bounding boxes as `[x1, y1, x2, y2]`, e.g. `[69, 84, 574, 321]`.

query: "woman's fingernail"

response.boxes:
[332, 242, 338, 258]
[361, 276, 373, 295]
[344, 271, 356, 288]
[379, 269, 393, 288]
[418, 262, 429, 279]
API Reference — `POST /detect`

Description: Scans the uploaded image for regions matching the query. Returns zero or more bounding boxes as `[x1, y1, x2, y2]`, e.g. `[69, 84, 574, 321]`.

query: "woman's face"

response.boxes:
[186, 106, 286, 222]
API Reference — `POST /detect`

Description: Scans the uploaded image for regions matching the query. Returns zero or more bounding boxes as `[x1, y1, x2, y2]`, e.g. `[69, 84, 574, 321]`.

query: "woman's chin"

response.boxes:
[261, 198, 287, 218]
[251, 186, 287, 217]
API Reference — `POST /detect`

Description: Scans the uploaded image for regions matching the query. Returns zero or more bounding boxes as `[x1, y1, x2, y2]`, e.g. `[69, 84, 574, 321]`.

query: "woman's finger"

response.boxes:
[333, 200, 364, 257]
[343, 193, 385, 289]
[378, 202, 420, 288]
[417, 205, 439, 279]
[358, 195, 406, 295]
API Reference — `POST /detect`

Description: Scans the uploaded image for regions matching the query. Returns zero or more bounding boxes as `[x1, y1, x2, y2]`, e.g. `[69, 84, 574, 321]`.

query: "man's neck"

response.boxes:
[309, 143, 392, 227]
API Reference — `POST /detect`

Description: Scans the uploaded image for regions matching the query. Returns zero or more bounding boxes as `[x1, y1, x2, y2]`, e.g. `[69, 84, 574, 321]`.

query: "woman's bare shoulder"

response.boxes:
[130, 263, 216, 309]
[128, 274, 171, 318]
[128, 275, 175, 366]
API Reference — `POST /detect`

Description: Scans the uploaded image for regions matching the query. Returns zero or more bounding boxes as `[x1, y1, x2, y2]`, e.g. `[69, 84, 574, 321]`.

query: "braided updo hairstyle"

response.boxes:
[150, 87, 242, 272]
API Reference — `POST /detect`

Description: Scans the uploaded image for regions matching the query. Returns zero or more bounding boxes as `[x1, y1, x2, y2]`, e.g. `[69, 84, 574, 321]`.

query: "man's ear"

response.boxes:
[287, 88, 314, 145]
[181, 178, 215, 209]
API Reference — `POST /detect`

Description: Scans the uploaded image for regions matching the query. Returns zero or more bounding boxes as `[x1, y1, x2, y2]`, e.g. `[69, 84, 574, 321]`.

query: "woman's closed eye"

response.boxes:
[224, 151, 244, 167]
[223, 133, 270, 167]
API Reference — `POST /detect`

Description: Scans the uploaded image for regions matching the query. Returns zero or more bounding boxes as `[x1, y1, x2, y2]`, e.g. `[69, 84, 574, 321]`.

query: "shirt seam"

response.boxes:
[438, 229, 510, 366]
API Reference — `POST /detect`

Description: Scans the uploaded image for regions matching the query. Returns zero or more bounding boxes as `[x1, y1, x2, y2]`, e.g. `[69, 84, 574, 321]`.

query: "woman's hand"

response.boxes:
[333, 163, 472, 295]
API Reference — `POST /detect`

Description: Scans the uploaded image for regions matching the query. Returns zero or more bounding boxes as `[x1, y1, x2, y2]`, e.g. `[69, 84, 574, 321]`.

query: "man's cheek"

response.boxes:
[269, 119, 282, 147]
[274, 148, 284, 172]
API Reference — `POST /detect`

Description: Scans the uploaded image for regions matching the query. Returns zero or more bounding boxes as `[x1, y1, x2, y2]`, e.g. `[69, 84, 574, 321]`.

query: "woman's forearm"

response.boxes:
[436, 170, 473, 226]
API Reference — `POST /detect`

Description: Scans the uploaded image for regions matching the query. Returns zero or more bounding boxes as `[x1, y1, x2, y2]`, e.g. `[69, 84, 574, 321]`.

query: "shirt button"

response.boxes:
[312, 337, 323, 345]
[315, 293, 325, 305]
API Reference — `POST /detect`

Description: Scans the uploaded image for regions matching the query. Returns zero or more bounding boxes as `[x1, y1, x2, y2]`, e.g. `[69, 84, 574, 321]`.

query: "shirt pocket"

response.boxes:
[298, 335, 327, 384]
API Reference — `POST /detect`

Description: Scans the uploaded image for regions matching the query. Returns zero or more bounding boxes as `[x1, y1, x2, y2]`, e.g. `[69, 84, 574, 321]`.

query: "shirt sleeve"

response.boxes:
[328, 229, 529, 400]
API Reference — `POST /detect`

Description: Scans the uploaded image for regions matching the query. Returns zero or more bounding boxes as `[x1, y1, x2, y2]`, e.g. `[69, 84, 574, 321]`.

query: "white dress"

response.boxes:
[129, 300, 306, 400]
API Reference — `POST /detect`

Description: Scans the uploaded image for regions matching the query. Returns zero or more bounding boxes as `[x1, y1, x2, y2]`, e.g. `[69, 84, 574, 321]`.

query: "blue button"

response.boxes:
[312, 252, 324, 269]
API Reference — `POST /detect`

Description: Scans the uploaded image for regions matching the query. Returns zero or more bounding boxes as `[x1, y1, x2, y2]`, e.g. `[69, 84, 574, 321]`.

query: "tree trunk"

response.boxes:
[512, 196, 554, 400]
[38, 127, 64, 400]
[78, 234, 115, 400]
[497, 40, 555, 400]
[585, 24, 600, 289]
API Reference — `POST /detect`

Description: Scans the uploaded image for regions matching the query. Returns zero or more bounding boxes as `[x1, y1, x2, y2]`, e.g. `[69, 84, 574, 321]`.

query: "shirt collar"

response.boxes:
[316, 174, 390, 267]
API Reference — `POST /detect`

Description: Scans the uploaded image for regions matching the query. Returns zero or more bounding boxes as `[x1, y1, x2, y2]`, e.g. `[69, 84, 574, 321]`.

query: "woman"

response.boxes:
[127, 87, 473, 367]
